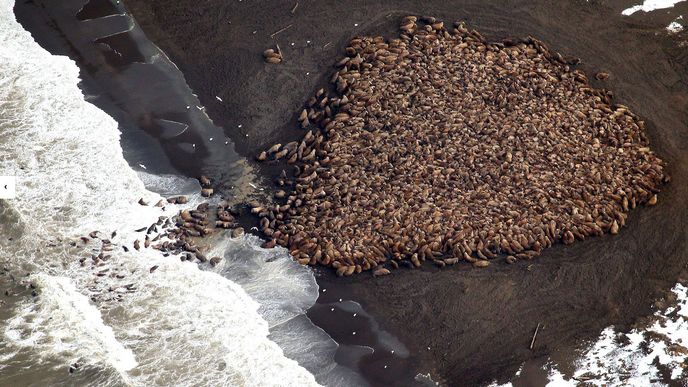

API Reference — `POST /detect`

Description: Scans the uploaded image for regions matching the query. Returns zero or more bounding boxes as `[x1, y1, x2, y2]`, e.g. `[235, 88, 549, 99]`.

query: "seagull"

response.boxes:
[215, 96, 223, 102]
[138, 164, 147, 170]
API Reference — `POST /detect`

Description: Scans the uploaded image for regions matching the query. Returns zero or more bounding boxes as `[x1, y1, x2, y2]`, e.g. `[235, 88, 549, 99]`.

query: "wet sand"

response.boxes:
[16, 0, 688, 385]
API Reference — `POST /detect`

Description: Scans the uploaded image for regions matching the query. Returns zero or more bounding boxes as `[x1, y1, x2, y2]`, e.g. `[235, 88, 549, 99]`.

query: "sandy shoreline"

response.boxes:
[14, 0, 688, 385]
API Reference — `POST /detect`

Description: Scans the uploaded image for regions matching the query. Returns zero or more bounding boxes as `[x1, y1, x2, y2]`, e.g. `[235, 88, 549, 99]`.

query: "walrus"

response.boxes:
[201, 188, 213, 197]
[231, 227, 244, 238]
[180, 210, 193, 221]
[261, 239, 277, 249]
[473, 260, 490, 268]
[373, 268, 391, 277]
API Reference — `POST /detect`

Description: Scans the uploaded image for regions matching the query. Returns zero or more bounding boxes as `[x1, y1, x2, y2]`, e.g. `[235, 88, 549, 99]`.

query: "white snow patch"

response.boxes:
[668, 16, 684, 32]
[622, 0, 686, 15]
[667, 21, 683, 32]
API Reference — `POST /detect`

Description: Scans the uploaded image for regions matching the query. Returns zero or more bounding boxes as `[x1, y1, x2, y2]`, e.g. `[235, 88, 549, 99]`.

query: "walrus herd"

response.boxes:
[252, 16, 668, 276]
[64, 180, 233, 304]
[131, 179, 242, 266]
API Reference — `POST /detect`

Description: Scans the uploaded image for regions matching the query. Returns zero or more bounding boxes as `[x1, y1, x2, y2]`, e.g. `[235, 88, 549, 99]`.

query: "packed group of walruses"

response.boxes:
[251, 15, 668, 276]
[129, 182, 242, 267]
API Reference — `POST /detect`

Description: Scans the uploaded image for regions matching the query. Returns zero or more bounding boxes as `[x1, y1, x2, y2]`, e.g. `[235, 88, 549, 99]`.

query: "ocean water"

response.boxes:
[0, 1, 357, 385]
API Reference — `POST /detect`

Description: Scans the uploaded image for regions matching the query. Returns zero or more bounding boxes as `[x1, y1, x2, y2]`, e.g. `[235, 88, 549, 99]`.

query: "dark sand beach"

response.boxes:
[121, 1, 688, 384]
[14, 0, 688, 385]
